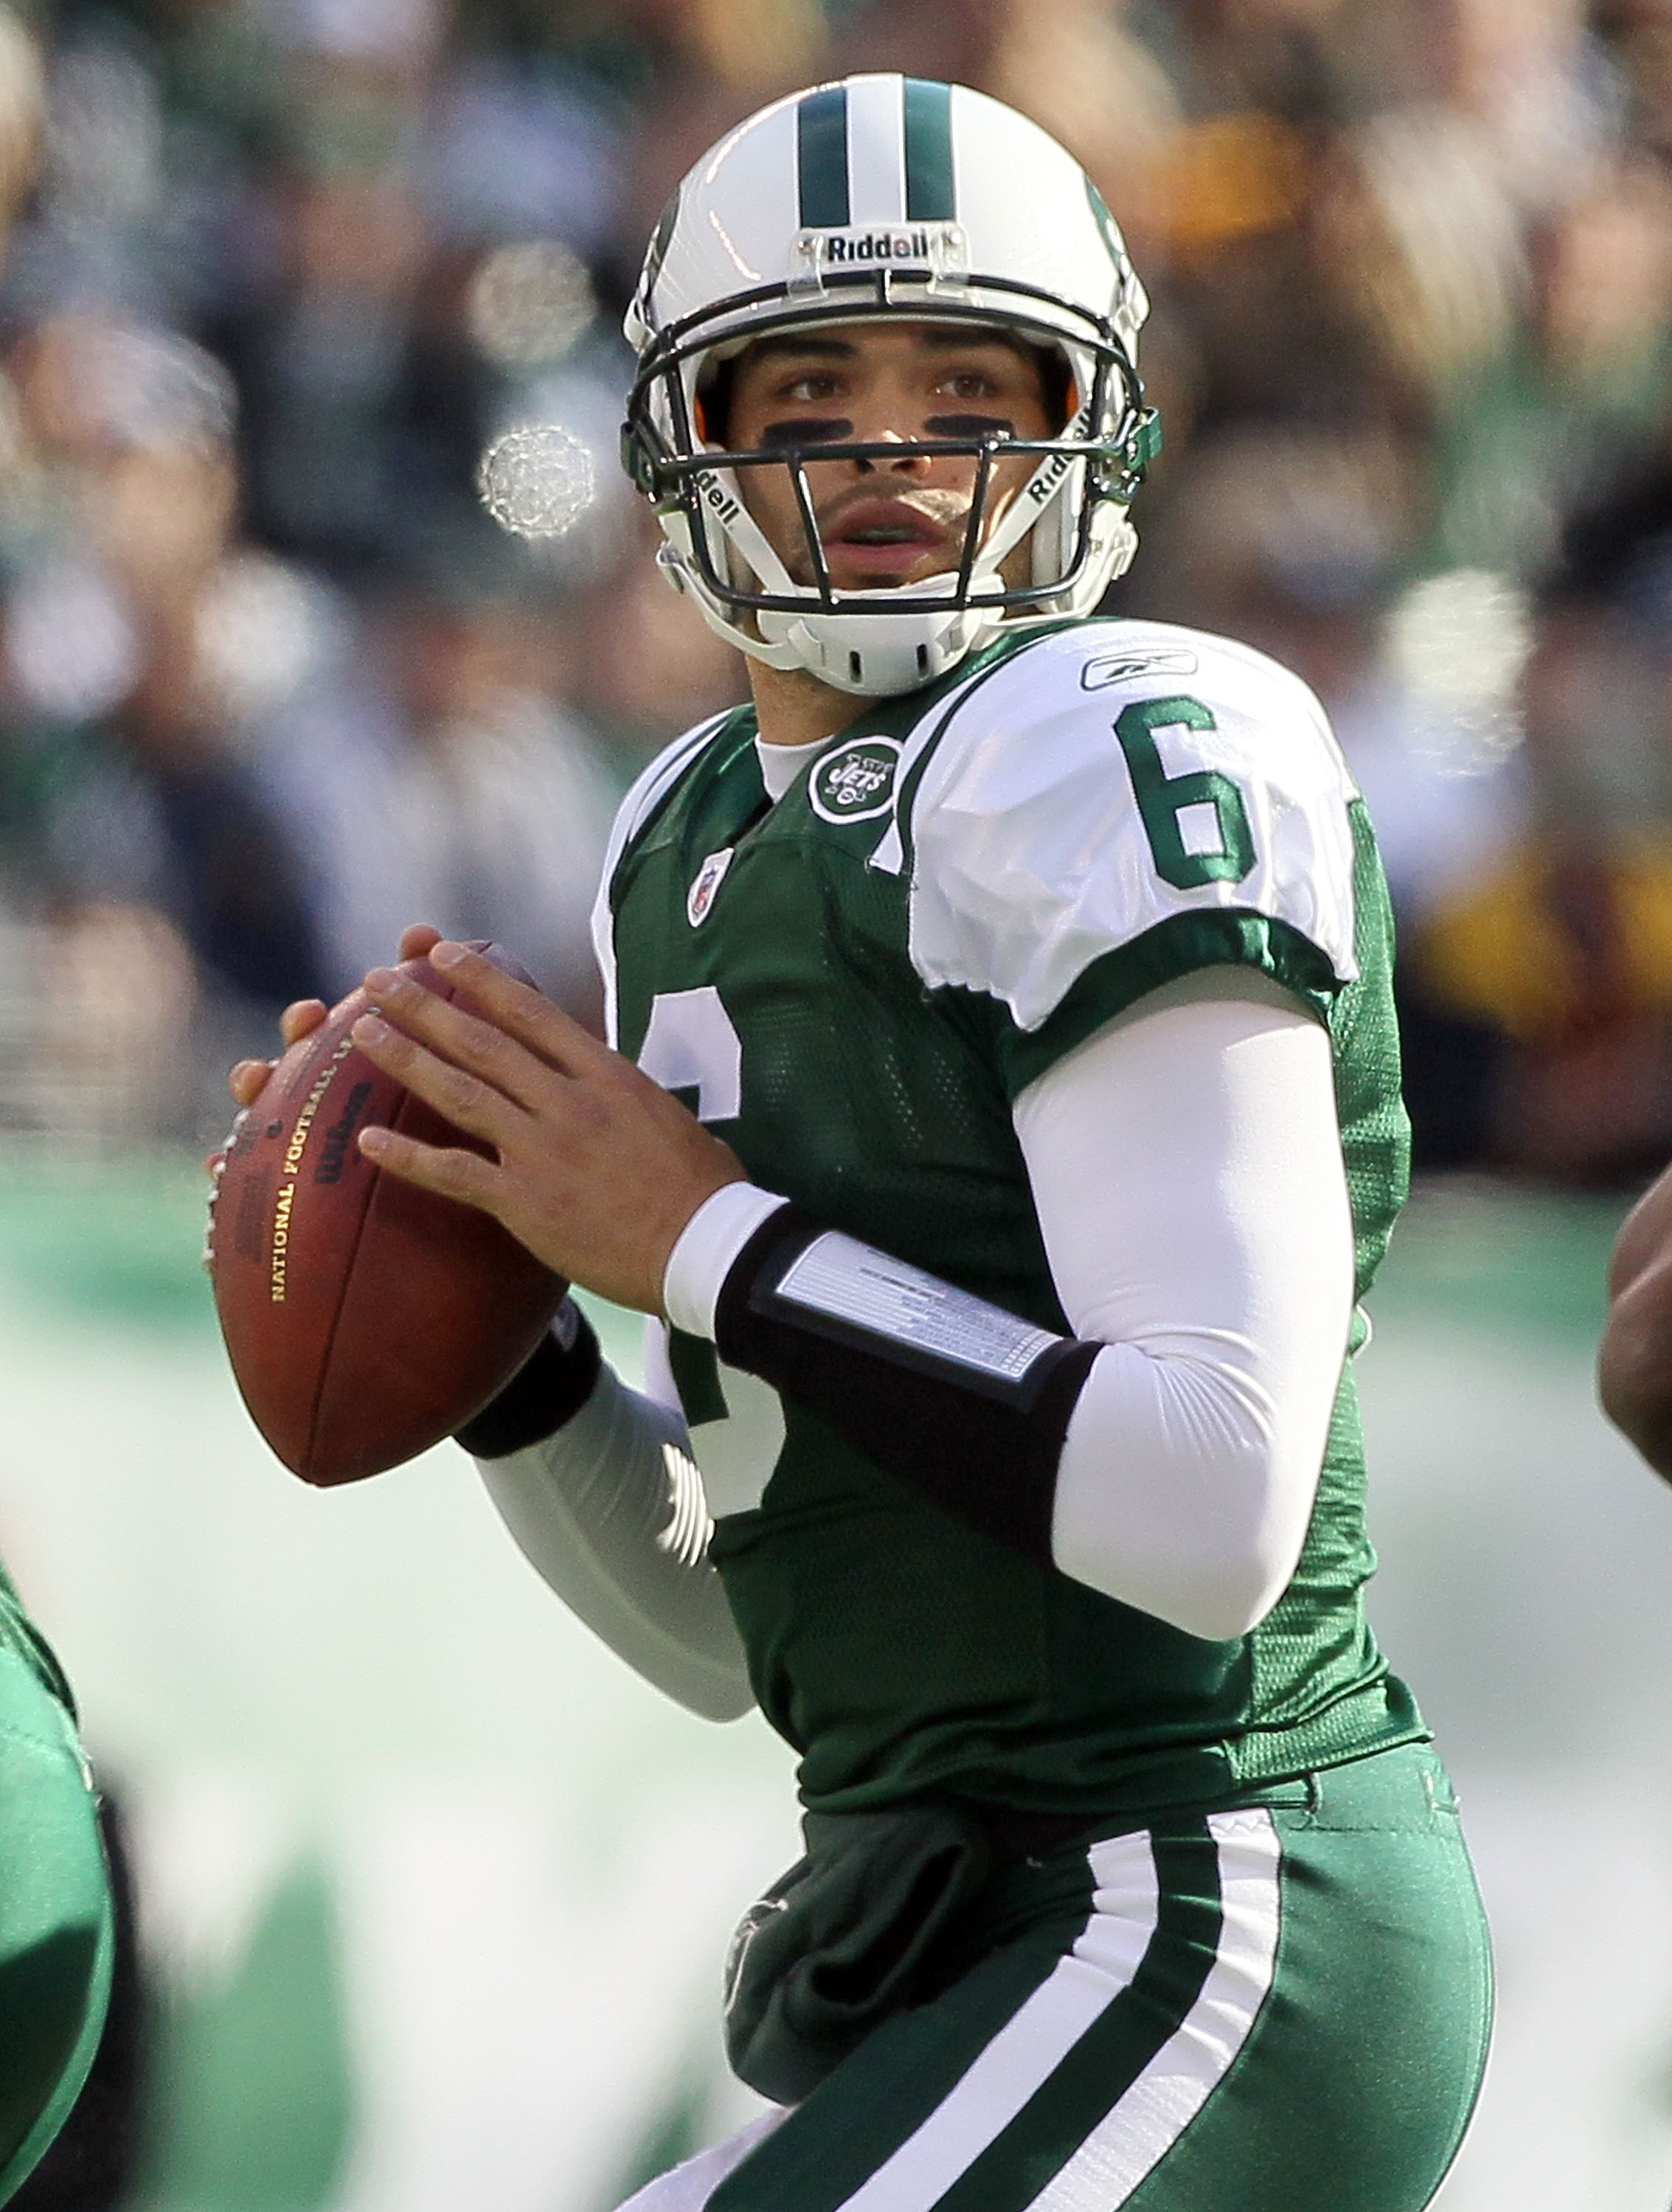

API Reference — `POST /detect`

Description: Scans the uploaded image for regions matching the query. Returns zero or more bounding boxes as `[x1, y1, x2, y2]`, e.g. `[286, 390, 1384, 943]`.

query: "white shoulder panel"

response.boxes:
[591, 712, 733, 1047]
[906, 622, 1361, 1033]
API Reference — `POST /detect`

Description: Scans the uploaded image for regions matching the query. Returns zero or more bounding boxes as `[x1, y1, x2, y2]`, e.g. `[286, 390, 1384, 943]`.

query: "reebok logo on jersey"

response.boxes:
[810, 737, 901, 825]
[687, 847, 735, 927]
[1080, 647, 1200, 692]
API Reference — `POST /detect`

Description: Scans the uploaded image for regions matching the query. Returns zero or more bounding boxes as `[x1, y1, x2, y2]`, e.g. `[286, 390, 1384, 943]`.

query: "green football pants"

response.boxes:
[0, 1631, 113, 2208]
[624, 1740, 1492, 2211]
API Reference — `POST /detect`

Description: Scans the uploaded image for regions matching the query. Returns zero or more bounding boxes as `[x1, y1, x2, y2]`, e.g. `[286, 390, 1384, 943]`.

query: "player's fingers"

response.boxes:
[279, 998, 330, 1048]
[228, 1059, 274, 1107]
[228, 993, 328, 1105]
[361, 966, 554, 1113]
[355, 1122, 500, 1214]
[398, 922, 443, 961]
[351, 1012, 525, 1151]
[428, 940, 609, 1074]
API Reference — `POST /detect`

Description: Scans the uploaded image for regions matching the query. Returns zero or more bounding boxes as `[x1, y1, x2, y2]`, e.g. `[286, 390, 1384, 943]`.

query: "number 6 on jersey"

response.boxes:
[1114, 695, 1256, 891]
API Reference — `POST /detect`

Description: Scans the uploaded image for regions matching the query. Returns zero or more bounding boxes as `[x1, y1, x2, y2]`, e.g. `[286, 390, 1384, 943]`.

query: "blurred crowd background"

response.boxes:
[3, 10, 1672, 2211]
[0, 0, 1665, 1175]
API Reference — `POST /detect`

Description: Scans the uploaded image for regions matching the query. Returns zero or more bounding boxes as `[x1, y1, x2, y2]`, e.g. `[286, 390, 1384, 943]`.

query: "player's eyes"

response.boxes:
[780, 372, 843, 402]
[937, 368, 1004, 399]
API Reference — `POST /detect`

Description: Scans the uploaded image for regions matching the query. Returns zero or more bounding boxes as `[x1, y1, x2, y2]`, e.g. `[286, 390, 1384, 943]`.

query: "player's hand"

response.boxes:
[206, 929, 448, 1277]
[221, 926, 443, 1116]
[347, 939, 747, 1315]
[224, 996, 329, 1116]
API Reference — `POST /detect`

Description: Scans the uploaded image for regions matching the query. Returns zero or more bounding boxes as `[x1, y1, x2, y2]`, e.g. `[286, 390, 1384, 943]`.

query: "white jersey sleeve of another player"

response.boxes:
[904, 622, 1361, 1038]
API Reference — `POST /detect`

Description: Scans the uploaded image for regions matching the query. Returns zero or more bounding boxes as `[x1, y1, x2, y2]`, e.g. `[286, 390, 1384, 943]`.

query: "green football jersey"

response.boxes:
[600, 616, 1426, 1815]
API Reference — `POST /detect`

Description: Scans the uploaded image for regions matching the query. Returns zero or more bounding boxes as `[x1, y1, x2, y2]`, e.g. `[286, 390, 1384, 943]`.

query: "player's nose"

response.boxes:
[852, 428, 929, 476]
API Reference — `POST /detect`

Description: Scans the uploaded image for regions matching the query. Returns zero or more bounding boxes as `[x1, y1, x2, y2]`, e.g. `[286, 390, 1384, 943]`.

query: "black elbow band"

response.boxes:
[455, 1304, 602, 1459]
[712, 1208, 1099, 1563]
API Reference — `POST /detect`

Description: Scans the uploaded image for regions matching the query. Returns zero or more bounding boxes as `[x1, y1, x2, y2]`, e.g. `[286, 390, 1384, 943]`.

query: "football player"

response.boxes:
[1601, 1158, 1672, 1475]
[0, 1583, 113, 2205]
[232, 76, 1492, 2211]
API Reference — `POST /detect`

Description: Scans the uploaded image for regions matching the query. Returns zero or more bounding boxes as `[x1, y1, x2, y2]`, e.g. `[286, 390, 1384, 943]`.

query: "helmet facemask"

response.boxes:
[625, 284, 1156, 697]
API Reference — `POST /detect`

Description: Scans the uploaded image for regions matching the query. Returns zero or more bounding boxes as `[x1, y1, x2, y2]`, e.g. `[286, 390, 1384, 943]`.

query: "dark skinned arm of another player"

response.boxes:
[1600, 1158, 1672, 1478]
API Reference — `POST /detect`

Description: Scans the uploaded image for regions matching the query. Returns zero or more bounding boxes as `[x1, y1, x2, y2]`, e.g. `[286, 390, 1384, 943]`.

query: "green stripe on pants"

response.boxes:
[701, 1745, 1490, 2212]
[711, 1849, 1098, 2212]
[935, 1830, 1223, 2212]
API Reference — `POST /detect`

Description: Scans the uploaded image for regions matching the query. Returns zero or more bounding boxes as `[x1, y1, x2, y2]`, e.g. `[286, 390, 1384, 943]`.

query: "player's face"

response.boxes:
[724, 320, 1055, 594]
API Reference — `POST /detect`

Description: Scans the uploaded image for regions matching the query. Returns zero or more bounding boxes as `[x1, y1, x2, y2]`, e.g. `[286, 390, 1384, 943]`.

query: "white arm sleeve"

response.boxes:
[1015, 968, 1355, 1641]
[474, 1358, 754, 1721]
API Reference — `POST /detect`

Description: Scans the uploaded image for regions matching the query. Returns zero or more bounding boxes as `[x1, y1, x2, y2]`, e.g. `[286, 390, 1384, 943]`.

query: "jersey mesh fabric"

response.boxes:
[607, 624, 1425, 1815]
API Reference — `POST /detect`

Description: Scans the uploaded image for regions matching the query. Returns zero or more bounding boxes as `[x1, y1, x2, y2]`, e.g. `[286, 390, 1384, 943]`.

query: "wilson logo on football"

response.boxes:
[810, 738, 901, 825]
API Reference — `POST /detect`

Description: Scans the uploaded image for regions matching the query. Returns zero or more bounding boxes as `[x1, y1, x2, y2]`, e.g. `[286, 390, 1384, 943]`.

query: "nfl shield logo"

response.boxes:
[687, 846, 734, 927]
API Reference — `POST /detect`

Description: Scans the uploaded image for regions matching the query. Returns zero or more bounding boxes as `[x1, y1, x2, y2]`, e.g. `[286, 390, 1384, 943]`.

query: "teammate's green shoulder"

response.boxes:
[897, 616, 1364, 1080]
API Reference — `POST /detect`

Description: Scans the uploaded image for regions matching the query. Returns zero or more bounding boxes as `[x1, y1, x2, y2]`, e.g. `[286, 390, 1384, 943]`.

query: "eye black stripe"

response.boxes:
[903, 78, 955, 223]
[924, 415, 1014, 439]
[759, 419, 854, 448]
[797, 86, 850, 229]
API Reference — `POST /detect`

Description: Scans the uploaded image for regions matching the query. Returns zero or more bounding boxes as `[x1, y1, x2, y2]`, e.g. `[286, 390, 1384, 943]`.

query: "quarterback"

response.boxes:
[233, 76, 1491, 2211]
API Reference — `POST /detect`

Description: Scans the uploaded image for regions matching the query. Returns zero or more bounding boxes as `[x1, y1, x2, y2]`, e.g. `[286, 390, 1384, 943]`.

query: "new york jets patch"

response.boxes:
[687, 847, 734, 927]
[809, 737, 901, 825]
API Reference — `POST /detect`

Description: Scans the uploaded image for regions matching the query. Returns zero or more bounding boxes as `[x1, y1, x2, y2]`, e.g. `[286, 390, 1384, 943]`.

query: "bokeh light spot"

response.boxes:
[476, 423, 597, 540]
[467, 240, 595, 369]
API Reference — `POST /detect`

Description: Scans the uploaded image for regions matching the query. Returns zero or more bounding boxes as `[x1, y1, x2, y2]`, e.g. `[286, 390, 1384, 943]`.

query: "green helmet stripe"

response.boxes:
[903, 77, 955, 222]
[797, 85, 850, 229]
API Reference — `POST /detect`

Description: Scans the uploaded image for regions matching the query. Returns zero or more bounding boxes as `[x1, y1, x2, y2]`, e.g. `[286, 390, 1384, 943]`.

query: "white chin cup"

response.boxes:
[755, 576, 1003, 697]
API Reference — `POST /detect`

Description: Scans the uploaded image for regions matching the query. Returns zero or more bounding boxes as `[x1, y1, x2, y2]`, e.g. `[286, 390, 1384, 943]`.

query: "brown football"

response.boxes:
[210, 944, 566, 1485]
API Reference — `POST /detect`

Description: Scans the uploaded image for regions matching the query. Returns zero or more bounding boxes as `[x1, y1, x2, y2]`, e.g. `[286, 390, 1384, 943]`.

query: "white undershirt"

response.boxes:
[476, 966, 1355, 1711]
[755, 732, 838, 801]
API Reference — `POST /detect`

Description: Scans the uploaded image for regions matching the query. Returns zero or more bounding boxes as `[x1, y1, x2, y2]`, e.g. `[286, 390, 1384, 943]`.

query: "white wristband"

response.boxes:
[662, 1181, 791, 1340]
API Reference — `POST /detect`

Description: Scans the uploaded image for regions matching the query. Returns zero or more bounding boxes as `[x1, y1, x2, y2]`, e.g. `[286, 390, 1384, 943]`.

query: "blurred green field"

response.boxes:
[0, 1157, 1666, 2212]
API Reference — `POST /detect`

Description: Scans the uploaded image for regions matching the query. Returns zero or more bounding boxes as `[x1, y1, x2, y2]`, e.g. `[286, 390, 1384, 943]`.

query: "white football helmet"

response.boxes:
[621, 74, 1159, 697]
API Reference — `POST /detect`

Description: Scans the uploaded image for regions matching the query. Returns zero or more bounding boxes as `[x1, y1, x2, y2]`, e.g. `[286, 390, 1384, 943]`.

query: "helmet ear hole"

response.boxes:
[1034, 344, 1074, 434]
[697, 358, 738, 448]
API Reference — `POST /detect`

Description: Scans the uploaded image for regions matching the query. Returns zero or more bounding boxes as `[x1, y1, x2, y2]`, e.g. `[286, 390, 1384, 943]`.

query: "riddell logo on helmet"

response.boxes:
[822, 229, 934, 264]
[786, 222, 965, 296]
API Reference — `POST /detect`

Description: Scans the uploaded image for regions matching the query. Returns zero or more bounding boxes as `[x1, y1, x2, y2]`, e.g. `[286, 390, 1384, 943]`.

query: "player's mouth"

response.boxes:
[818, 498, 956, 585]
